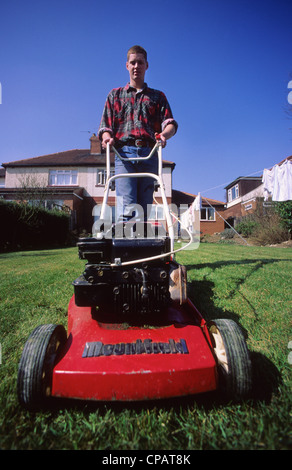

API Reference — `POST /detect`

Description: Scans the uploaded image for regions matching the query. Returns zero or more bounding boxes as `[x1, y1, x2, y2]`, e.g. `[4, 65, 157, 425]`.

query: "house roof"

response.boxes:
[2, 148, 176, 169]
[224, 176, 262, 190]
[172, 189, 224, 206]
[2, 149, 110, 167]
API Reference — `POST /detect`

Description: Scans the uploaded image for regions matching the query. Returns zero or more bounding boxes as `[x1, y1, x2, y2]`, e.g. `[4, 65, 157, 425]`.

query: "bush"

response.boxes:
[235, 220, 259, 237]
[252, 212, 289, 245]
[274, 201, 292, 238]
[235, 199, 290, 246]
[220, 228, 235, 239]
[0, 200, 70, 251]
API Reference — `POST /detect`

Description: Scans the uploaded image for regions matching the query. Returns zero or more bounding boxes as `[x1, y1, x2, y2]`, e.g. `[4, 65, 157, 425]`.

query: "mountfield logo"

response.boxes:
[82, 338, 189, 358]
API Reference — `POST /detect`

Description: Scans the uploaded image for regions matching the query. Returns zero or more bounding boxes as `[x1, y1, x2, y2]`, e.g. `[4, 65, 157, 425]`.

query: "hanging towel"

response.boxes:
[193, 192, 202, 211]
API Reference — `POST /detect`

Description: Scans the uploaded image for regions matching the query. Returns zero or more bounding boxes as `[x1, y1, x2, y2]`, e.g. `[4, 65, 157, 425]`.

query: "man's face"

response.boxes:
[126, 53, 148, 84]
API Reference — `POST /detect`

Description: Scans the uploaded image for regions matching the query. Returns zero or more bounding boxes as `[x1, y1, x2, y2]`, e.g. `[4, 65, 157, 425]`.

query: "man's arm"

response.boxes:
[156, 123, 176, 148]
[158, 92, 178, 147]
[98, 91, 115, 148]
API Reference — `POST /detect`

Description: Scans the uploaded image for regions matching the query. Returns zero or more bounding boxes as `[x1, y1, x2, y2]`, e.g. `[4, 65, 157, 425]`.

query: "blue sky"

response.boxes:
[0, 0, 291, 202]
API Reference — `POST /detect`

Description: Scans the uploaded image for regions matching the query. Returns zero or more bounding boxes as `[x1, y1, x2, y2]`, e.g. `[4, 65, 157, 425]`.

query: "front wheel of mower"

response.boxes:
[208, 318, 252, 400]
[17, 324, 67, 410]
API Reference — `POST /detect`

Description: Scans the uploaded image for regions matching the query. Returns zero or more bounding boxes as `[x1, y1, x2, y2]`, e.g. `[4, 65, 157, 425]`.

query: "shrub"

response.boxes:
[0, 200, 70, 251]
[220, 228, 235, 239]
[252, 212, 289, 245]
[274, 201, 292, 238]
[235, 220, 259, 237]
[233, 199, 290, 246]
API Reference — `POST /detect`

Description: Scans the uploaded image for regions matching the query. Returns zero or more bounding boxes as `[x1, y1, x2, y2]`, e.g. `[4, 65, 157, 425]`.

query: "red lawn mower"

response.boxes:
[17, 141, 252, 409]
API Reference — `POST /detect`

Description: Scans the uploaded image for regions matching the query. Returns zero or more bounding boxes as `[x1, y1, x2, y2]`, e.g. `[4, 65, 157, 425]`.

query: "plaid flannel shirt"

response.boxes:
[98, 83, 178, 145]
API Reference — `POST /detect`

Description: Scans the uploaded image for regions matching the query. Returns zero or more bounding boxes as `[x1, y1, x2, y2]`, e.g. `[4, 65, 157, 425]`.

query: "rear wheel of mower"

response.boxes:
[17, 324, 67, 410]
[208, 319, 252, 400]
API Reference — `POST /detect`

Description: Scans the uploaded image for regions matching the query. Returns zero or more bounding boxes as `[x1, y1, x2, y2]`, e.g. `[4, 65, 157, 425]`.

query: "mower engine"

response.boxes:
[73, 235, 174, 317]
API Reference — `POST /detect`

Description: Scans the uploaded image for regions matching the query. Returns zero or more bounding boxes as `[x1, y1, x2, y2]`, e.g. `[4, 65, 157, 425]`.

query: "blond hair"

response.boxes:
[127, 45, 147, 61]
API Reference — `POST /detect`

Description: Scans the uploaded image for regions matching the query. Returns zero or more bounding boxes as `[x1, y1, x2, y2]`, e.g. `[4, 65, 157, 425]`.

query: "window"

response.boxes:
[200, 207, 215, 221]
[148, 205, 165, 221]
[228, 184, 239, 202]
[27, 199, 66, 211]
[46, 200, 66, 211]
[96, 168, 115, 186]
[49, 170, 78, 186]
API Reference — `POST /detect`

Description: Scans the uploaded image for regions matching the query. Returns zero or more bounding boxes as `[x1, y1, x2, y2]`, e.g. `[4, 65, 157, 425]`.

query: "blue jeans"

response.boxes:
[115, 145, 158, 222]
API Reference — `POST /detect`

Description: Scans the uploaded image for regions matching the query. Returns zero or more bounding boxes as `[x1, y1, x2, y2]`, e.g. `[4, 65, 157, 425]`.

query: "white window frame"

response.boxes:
[228, 184, 239, 202]
[49, 170, 78, 186]
[148, 205, 165, 221]
[200, 207, 215, 221]
[96, 168, 115, 186]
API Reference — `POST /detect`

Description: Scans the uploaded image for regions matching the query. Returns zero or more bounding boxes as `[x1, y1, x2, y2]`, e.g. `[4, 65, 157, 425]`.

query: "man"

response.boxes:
[98, 45, 178, 222]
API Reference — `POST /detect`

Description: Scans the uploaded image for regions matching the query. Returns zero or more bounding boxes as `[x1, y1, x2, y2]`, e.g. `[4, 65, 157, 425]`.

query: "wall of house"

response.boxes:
[225, 184, 264, 221]
[200, 207, 225, 235]
[239, 179, 262, 196]
[226, 178, 263, 208]
[224, 203, 241, 221]
[5, 164, 172, 197]
[5, 167, 49, 187]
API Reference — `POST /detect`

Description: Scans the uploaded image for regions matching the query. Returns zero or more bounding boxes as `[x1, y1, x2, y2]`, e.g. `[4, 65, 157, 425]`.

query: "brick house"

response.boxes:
[223, 176, 263, 226]
[0, 134, 226, 235]
[172, 189, 226, 236]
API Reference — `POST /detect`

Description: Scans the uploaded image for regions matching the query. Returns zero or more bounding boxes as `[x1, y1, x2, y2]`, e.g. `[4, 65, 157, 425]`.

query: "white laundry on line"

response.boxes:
[262, 159, 292, 201]
[180, 193, 201, 228]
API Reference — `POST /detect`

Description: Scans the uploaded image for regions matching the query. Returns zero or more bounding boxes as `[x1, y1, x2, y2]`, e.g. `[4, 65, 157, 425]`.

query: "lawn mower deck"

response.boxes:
[52, 233, 218, 402]
[51, 295, 217, 402]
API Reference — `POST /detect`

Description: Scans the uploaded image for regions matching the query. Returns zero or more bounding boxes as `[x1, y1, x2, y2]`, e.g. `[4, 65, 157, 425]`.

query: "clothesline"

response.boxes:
[200, 169, 263, 196]
[200, 158, 292, 202]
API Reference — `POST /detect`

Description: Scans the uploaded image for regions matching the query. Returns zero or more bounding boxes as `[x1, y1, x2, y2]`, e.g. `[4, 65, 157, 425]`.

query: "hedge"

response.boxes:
[0, 200, 70, 251]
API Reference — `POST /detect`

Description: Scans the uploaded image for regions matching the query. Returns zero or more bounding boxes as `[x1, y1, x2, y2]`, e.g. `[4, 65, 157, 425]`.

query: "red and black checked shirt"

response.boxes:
[98, 83, 178, 145]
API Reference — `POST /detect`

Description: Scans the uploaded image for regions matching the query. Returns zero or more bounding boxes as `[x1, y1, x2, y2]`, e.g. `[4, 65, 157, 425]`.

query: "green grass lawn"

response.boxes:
[0, 243, 291, 450]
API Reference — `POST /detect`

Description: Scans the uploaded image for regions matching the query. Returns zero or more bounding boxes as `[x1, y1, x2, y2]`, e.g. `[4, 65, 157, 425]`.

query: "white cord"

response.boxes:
[106, 200, 194, 267]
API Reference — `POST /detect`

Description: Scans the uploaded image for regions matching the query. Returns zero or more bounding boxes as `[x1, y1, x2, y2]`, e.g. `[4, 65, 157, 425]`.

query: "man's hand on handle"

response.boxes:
[101, 132, 114, 149]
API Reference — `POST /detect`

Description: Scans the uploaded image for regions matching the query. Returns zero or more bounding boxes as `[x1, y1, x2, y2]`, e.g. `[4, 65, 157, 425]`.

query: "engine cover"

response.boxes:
[73, 237, 172, 316]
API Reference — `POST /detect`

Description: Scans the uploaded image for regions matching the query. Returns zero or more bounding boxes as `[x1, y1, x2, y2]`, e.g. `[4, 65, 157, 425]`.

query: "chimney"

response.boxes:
[90, 133, 101, 154]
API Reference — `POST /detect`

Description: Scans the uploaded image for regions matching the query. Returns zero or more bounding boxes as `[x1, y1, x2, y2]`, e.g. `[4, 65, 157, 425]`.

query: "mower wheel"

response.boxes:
[17, 324, 67, 410]
[208, 319, 252, 400]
